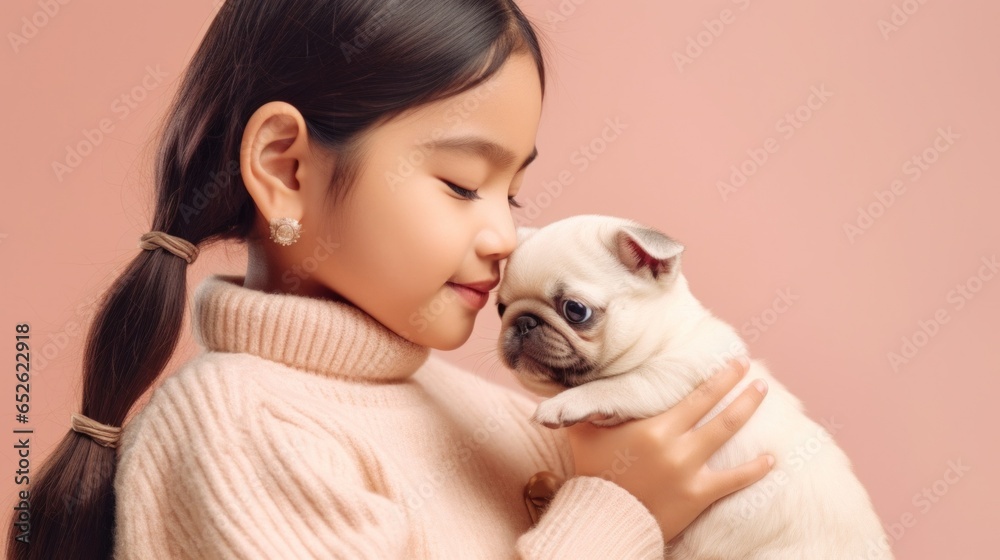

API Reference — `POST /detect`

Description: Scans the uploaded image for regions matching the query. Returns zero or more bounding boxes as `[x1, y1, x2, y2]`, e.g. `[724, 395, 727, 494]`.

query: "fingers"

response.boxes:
[690, 378, 768, 464]
[703, 454, 775, 504]
[668, 357, 750, 434]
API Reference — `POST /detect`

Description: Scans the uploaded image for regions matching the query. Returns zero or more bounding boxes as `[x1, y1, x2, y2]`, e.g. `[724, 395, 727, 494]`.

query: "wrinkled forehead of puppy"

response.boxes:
[498, 214, 685, 300]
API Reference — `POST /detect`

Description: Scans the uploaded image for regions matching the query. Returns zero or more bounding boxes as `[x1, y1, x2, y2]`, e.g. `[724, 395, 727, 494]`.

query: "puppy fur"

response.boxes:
[496, 214, 892, 559]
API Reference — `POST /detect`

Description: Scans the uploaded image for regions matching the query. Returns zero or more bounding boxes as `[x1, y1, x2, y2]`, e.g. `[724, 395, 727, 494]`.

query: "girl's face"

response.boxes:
[241, 53, 542, 351]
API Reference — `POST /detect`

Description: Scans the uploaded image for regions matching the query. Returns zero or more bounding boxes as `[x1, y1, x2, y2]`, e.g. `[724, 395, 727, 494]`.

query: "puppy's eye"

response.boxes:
[561, 300, 591, 323]
[497, 302, 506, 318]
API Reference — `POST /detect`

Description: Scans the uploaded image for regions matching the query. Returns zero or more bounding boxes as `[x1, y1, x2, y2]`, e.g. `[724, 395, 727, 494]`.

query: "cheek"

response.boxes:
[339, 177, 467, 296]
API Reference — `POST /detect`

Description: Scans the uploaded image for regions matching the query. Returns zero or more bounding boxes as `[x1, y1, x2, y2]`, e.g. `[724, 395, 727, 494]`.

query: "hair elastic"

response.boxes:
[138, 231, 199, 263]
[70, 413, 122, 448]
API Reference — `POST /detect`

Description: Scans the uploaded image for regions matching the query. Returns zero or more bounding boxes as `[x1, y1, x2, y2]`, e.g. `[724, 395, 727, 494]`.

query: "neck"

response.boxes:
[193, 274, 432, 382]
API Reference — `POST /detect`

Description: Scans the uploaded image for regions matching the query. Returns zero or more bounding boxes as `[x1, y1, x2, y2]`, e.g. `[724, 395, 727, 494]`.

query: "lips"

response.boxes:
[449, 277, 500, 294]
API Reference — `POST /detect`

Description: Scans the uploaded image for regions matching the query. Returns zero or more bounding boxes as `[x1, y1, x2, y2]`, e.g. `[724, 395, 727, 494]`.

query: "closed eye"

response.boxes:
[444, 180, 478, 200]
[443, 180, 523, 208]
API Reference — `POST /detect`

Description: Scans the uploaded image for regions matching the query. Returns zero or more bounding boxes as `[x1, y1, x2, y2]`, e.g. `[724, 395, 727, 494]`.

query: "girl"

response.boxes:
[10, 1, 774, 558]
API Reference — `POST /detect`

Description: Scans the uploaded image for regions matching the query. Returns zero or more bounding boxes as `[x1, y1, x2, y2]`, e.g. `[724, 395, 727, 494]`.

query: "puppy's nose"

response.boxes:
[514, 314, 540, 336]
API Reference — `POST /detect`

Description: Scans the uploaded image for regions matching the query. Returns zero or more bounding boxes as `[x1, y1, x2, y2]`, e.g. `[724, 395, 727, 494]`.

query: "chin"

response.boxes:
[514, 374, 564, 398]
[505, 356, 566, 397]
[419, 321, 476, 351]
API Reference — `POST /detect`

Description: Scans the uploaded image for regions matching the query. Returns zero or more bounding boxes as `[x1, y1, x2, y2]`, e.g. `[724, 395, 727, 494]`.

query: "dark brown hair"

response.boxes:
[8, 0, 545, 557]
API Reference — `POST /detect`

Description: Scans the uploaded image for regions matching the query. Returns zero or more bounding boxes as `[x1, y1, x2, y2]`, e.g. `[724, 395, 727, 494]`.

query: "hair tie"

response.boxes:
[70, 413, 122, 448]
[138, 231, 199, 264]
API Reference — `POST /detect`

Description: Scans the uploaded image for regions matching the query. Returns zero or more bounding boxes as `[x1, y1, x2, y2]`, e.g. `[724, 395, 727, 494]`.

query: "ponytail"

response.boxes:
[8, 0, 545, 557]
[7, 248, 193, 559]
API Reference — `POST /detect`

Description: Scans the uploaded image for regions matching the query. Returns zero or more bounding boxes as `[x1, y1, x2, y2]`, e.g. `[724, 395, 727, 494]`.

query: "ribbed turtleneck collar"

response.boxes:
[192, 274, 431, 382]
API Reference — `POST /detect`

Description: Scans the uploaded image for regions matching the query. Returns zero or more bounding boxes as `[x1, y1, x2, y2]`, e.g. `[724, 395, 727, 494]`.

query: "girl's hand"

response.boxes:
[563, 357, 773, 543]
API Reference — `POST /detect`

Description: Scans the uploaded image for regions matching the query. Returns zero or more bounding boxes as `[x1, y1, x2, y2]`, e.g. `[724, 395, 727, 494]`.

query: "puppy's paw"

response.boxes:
[532, 394, 616, 429]
[588, 415, 631, 427]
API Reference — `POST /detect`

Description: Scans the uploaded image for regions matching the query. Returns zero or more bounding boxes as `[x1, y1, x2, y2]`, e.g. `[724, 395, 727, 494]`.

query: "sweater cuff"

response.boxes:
[516, 475, 665, 559]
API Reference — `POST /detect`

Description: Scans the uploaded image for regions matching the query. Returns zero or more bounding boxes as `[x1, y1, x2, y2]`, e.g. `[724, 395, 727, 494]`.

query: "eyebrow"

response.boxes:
[419, 136, 538, 172]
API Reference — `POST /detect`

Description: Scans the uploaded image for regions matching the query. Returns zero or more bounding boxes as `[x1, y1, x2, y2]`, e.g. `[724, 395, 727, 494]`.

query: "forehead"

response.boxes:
[367, 54, 542, 169]
[500, 233, 618, 295]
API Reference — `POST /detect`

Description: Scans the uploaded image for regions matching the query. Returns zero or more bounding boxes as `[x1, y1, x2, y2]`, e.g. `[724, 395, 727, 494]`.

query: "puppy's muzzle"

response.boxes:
[514, 313, 541, 337]
[503, 312, 592, 387]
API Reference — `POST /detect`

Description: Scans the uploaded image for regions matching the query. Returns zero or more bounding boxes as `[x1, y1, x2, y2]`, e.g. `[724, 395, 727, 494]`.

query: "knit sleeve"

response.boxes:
[113, 365, 411, 559]
[497, 390, 667, 559]
[514, 475, 666, 559]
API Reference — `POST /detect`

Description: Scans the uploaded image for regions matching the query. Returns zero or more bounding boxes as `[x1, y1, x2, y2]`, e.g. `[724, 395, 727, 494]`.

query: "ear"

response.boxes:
[613, 225, 685, 281]
[240, 101, 313, 229]
[516, 226, 539, 247]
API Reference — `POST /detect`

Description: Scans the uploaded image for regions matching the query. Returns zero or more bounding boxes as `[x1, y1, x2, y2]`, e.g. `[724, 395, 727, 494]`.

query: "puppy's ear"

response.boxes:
[516, 226, 539, 247]
[614, 225, 685, 282]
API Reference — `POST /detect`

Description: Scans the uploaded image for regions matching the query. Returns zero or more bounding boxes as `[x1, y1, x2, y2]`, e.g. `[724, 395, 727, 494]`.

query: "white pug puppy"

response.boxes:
[496, 214, 892, 559]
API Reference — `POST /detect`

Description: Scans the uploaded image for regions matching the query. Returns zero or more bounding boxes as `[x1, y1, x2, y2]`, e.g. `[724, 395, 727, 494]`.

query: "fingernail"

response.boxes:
[752, 379, 768, 395]
[737, 356, 750, 372]
[766, 455, 775, 467]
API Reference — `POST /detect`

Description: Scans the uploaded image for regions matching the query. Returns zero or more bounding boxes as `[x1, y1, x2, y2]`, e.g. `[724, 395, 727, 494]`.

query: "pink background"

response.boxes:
[3, 0, 996, 557]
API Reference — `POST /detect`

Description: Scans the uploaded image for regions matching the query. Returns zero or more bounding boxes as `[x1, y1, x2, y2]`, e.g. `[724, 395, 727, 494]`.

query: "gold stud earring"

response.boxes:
[269, 217, 302, 246]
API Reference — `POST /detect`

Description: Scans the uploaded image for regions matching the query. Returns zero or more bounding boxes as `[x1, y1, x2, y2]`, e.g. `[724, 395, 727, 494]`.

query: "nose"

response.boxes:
[477, 207, 518, 261]
[514, 314, 540, 336]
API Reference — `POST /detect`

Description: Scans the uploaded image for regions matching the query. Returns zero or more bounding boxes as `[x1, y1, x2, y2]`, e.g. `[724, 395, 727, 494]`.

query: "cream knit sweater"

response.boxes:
[111, 274, 665, 559]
